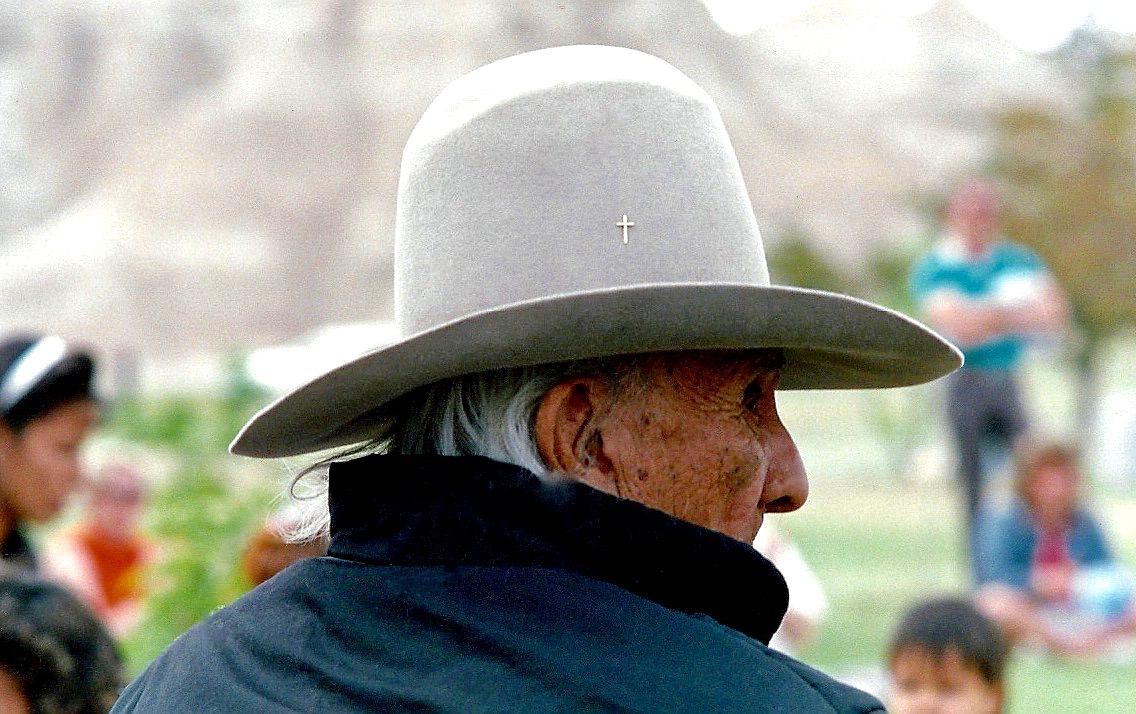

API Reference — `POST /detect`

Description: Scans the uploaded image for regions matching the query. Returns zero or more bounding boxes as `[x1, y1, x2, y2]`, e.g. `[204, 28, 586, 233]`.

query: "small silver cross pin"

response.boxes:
[616, 214, 635, 244]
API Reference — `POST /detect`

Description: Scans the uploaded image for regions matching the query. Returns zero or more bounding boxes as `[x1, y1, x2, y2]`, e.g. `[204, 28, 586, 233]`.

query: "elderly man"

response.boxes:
[115, 46, 958, 712]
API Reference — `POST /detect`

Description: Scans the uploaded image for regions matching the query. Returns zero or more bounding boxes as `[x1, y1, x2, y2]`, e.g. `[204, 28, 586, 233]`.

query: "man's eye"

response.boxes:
[742, 382, 763, 412]
[743, 368, 782, 414]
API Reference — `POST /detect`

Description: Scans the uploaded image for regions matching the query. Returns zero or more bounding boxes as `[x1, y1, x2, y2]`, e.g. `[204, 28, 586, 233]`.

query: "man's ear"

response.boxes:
[534, 378, 616, 492]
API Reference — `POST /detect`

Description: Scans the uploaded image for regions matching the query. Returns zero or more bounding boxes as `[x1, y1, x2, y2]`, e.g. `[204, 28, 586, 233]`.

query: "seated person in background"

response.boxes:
[888, 596, 1008, 714]
[242, 502, 329, 587]
[0, 566, 125, 714]
[974, 438, 1136, 656]
[753, 518, 828, 657]
[44, 463, 154, 638]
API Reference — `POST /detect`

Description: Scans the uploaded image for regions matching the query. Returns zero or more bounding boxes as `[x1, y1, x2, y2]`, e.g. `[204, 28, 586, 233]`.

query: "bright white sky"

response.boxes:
[702, 0, 1136, 52]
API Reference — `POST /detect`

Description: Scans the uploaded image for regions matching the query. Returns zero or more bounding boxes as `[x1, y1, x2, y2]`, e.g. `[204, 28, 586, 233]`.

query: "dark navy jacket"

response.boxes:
[114, 456, 882, 712]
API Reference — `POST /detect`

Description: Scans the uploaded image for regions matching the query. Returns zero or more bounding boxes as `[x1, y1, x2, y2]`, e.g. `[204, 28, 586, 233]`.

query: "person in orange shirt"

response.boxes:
[44, 462, 152, 638]
[0, 567, 125, 714]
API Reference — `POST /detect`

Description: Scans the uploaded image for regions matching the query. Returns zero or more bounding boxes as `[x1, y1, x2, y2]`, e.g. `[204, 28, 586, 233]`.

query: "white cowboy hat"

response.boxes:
[232, 45, 960, 458]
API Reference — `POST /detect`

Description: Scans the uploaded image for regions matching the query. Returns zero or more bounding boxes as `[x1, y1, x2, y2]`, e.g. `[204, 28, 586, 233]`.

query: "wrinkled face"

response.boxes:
[594, 350, 807, 542]
[890, 648, 1003, 714]
[0, 400, 98, 523]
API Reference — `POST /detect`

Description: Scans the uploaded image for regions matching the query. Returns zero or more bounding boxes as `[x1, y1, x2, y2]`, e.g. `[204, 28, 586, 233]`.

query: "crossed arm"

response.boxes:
[922, 282, 1069, 347]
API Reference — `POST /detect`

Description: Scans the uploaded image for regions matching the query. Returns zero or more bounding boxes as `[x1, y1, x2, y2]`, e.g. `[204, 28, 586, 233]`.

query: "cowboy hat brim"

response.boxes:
[231, 283, 960, 458]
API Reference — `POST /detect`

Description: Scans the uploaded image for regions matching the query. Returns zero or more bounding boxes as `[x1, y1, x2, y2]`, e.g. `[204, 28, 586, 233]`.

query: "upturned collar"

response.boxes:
[327, 455, 789, 644]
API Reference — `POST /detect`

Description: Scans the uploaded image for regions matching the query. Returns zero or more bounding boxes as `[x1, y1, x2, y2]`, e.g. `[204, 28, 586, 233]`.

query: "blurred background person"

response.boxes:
[43, 463, 154, 639]
[241, 501, 329, 587]
[974, 438, 1136, 657]
[0, 333, 100, 571]
[753, 518, 828, 658]
[909, 180, 1068, 578]
[887, 595, 1009, 714]
[0, 566, 125, 714]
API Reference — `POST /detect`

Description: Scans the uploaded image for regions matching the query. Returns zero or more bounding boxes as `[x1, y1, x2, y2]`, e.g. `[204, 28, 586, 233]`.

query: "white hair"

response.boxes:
[281, 356, 646, 542]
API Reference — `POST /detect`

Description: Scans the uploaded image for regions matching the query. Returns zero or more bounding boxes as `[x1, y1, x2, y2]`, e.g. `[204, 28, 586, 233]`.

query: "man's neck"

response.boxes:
[947, 230, 995, 259]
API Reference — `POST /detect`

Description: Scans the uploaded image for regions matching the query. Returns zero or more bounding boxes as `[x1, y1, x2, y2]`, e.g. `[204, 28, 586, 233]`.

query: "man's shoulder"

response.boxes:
[763, 648, 885, 713]
[913, 238, 1043, 269]
[114, 561, 885, 712]
[113, 559, 347, 712]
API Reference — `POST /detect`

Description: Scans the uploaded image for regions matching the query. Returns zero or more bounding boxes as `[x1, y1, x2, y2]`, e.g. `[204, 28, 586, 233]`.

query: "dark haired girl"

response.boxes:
[0, 334, 99, 569]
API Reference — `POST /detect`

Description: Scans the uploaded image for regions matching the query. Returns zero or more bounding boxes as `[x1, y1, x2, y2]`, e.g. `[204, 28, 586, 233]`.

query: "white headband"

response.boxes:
[0, 336, 68, 415]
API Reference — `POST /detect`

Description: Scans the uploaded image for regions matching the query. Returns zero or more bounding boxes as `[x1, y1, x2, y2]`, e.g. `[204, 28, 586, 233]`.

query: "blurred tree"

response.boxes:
[865, 242, 925, 316]
[766, 224, 925, 311]
[102, 369, 275, 675]
[124, 459, 269, 675]
[990, 43, 1136, 428]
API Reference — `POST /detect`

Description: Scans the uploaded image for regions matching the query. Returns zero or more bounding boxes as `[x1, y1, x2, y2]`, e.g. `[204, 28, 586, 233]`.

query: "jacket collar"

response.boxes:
[327, 454, 788, 644]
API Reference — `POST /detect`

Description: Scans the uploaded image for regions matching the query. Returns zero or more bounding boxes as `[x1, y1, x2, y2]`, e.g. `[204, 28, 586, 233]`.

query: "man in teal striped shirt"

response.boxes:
[910, 180, 1068, 580]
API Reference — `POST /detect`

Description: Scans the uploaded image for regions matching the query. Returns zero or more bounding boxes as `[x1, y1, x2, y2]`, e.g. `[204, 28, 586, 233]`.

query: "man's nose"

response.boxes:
[760, 414, 808, 514]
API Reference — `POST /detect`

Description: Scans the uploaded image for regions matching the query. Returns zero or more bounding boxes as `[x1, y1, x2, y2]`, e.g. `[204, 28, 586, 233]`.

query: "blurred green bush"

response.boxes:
[100, 359, 277, 674]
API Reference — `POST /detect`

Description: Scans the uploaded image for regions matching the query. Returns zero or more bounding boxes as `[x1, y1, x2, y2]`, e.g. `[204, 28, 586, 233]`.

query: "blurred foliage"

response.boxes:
[123, 460, 269, 673]
[105, 355, 269, 454]
[864, 242, 924, 316]
[101, 358, 276, 674]
[766, 228, 857, 296]
[766, 225, 923, 312]
[991, 48, 1136, 351]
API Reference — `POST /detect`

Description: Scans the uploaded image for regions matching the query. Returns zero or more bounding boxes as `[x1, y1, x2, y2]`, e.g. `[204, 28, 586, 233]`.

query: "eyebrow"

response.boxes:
[724, 349, 784, 385]
[749, 348, 785, 371]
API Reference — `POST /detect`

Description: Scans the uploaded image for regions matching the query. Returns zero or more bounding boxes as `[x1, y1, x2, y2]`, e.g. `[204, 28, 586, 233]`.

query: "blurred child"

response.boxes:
[888, 596, 1008, 714]
[43, 463, 153, 638]
[1, 333, 100, 571]
[0, 566, 125, 713]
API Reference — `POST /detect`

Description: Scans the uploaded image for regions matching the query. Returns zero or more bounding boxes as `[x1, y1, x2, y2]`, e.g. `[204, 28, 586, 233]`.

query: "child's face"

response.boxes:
[889, 647, 1003, 714]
